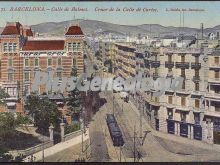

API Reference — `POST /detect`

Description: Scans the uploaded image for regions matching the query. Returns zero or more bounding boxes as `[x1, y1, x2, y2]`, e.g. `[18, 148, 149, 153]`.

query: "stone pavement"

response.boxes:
[23, 129, 89, 162]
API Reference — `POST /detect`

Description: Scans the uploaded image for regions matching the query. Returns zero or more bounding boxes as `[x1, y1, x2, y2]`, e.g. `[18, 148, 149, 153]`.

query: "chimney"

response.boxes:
[201, 23, 204, 40]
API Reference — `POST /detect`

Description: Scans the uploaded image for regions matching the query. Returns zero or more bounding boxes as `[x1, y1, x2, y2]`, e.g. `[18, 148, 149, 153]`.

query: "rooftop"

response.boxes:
[1, 22, 22, 35]
[22, 40, 65, 51]
[65, 25, 84, 35]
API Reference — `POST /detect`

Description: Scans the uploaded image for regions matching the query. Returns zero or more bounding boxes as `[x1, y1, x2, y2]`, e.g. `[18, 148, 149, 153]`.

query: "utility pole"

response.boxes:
[42, 132, 45, 162]
[113, 93, 115, 116]
[139, 95, 143, 140]
[133, 124, 136, 162]
[119, 146, 122, 162]
[81, 107, 85, 153]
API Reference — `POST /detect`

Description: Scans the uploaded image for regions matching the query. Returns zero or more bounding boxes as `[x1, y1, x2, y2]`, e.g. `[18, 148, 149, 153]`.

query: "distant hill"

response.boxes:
[0, 19, 219, 37]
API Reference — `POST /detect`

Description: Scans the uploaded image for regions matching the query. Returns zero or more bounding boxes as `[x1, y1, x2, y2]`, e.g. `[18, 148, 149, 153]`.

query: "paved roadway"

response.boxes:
[84, 47, 111, 162]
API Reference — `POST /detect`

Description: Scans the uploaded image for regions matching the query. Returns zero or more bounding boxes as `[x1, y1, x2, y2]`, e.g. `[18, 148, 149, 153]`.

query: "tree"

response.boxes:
[71, 66, 78, 77]
[25, 93, 62, 133]
[64, 123, 80, 135]
[16, 113, 32, 125]
[0, 88, 9, 105]
[66, 89, 82, 122]
[104, 59, 113, 72]
[0, 113, 17, 138]
[68, 64, 82, 122]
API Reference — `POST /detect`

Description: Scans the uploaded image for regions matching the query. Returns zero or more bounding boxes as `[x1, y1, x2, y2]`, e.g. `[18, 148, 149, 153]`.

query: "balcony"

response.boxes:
[175, 62, 189, 69]
[151, 61, 160, 68]
[166, 48, 201, 54]
[208, 78, 220, 84]
[209, 63, 220, 69]
[165, 61, 174, 68]
[206, 92, 220, 99]
[193, 76, 200, 82]
[191, 63, 201, 69]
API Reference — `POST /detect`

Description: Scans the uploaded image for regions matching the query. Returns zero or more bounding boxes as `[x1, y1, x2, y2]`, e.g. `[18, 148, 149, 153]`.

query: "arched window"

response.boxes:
[72, 58, 76, 66]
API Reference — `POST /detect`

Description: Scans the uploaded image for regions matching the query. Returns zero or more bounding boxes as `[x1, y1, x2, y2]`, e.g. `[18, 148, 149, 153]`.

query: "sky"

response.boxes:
[0, 1, 219, 28]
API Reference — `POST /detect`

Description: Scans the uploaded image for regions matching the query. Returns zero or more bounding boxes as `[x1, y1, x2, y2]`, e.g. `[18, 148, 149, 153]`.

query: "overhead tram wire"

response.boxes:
[108, 93, 144, 161]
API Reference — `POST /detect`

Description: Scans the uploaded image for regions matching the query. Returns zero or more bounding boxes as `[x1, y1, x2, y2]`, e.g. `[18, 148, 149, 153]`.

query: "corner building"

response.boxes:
[0, 22, 84, 112]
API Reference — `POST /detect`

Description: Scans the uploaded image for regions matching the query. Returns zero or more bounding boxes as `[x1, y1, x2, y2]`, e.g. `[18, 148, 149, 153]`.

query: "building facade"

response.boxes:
[0, 22, 84, 113]
[114, 43, 136, 79]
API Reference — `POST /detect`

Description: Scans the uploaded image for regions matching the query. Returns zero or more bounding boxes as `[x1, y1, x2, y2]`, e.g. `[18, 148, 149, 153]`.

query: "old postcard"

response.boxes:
[0, 1, 219, 163]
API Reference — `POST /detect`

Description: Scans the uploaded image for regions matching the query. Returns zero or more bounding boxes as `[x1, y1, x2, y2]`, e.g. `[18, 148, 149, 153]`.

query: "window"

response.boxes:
[168, 55, 172, 62]
[72, 58, 76, 66]
[13, 43, 17, 52]
[181, 69, 185, 77]
[73, 43, 77, 49]
[195, 100, 200, 108]
[215, 57, 219, 65]
[215, 102, 220, 112]
[8, 59, 13, 67]
[68, 43, 72, 51]
[34, 58, 39, 67]
[3, 43, 7, 52]
[215, 71, 219, 79]
[57, 58, 62, 66]
[181, 112, 186, 122]
[168, 68, 172, 73]
[181, 55, 185, 62]
[181, 97, 186, 106]
[8, 43, 13, 52]
[8, 73, 13, 81]
[48, 58, 52, 66]
[57, 72, 62, 79]
[24, 72, 30, 81]
[195, 56, 199, 63]
[194, 113, 200, 124]
[24, 59, 29, 67]
[77, 43, 81, 51]
[168, 96, 172, 104]
[195, 83, 199, 91]
[195, 69, 199, 77]
[167, 109, 173, 119]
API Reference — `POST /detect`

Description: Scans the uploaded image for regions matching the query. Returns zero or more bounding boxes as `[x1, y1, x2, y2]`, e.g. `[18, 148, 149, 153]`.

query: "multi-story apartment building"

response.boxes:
[0, 22, 84, 113]
[110, 39, 220, 144]
[205, 42, 220, 144]
[114, 43, 136, 79]
[99, 41, 116, 62]
[134, 41, 220, 144]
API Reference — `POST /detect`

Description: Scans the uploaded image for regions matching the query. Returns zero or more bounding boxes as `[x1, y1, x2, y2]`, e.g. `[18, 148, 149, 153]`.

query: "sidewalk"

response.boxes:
[23, 129, 89, 162]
